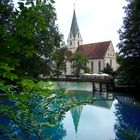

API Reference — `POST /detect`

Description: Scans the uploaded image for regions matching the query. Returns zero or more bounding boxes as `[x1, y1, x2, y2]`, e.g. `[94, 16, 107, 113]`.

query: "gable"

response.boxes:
[104, 42, 116, 59]
[76, 41, 111, 59]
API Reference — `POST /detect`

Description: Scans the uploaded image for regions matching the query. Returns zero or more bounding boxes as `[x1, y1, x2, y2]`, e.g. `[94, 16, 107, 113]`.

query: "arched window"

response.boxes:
[91, 61, 93, 73]
[98, 61, 101, 73]
[110, 59, 112, 67]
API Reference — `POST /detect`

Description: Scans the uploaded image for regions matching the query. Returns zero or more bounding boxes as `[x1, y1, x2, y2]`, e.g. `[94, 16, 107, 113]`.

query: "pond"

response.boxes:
[53, 82, 140, 140]
[0, 82, 140, 140]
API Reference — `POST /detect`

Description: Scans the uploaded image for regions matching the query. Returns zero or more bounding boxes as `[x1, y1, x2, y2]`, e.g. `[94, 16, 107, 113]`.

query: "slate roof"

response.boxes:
[76, 41, 111, 59]
[70, 9, 79, 39]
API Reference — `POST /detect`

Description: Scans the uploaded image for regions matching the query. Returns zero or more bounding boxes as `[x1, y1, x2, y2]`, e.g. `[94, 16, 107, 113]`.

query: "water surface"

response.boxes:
[54, 82, 140, 140]
[0, 82, 140, 140]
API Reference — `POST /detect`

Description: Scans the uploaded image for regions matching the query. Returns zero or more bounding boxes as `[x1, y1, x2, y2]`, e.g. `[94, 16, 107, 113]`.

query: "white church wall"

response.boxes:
[87, 59, 104, 74]
[67, 31, 83, 53]
[104, 42, 118, 71]
[66, 61, 72, 75]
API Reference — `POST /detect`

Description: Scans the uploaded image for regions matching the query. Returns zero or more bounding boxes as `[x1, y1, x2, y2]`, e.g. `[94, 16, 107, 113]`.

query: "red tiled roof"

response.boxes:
[76, 41, 111, 59]
[66, 50, 73, 60]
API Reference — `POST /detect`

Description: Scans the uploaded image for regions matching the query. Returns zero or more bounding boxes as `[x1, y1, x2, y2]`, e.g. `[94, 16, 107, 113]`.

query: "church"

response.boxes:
[66, 9, 118, 75]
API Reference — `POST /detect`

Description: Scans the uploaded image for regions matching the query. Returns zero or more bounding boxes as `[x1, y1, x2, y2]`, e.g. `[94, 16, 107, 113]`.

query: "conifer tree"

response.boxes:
[118, 0, 140, 87]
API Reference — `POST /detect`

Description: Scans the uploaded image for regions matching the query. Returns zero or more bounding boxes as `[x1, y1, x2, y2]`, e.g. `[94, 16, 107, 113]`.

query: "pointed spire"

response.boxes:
[71, 105, 83, 133]
[70, 8, 79, 39]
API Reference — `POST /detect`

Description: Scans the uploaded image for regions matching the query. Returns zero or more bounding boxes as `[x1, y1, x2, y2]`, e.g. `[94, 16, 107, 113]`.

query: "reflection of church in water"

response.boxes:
[70, 92, 135, 134]
[70, 92, 114, 133]
[71, 105, 83, 133]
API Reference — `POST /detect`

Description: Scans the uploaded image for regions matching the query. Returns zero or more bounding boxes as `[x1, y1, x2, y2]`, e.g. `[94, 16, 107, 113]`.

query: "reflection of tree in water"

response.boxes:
[30, 95, 67, 140]
[114, 98, 140, 140]
[0, 91, 95, 139]
[43, 121, 66, 140]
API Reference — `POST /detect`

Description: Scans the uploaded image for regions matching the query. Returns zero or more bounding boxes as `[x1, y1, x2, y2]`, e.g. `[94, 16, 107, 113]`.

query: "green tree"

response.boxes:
[0, 0, 62, 92]
[12, 0, 62, 78]
[117, 0, 140, 87]
[72, 53, 89, 77]
[0, 0, 19, 92]
[52, 47, 67, 78]
[102, 63, 114, 76]
[32, 0, 62, 77]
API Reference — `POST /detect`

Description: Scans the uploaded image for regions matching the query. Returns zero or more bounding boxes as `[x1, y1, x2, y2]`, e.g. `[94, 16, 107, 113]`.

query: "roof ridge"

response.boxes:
[79, 40, 111, 46]
[76, 41, 111, 59]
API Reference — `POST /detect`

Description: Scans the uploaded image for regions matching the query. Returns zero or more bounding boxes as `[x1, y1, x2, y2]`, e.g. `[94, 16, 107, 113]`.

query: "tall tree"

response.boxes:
[102, 63, 114, 76]
[52, 47, 67, 78]
[0, 0, 19, 90]
[0, 0, 62, 92]
[12, 0, 62, 78]
[72, 53, 89, 77]
[117, 0, 140, 87]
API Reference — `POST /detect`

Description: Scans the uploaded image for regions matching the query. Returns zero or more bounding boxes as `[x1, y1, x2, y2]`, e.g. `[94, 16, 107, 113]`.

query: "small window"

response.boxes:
[91, 61, 94, 73]
[110, 59, 112, 67]
[78, 41, 79, 46]
[98, 61, 101, 73]
[70, 42, 72, 46]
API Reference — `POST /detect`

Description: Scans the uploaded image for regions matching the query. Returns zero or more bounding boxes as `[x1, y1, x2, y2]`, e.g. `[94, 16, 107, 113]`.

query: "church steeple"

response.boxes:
[70, 9, 79, 39]
[67, 8, 83, 53]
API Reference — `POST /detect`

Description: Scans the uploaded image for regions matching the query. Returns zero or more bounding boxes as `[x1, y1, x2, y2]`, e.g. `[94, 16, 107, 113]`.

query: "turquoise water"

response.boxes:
[54, 82, 140, 140]
[62, 103, 116, 140]
[54, 81, 92, 91]
[0, 82, 140, 139]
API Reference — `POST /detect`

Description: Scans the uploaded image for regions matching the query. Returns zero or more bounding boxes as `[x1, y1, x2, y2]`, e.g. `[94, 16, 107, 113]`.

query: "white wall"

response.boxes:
[87, 59, 104, 74]
[66, 61, 72, 75]
[66, 42, 119, 75]
[104, 42, 118, 71]
[67, 31, 83, 53]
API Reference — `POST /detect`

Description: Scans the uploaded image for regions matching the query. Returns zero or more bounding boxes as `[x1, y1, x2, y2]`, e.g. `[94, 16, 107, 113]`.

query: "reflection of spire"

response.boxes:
[70, 105, 83, 133]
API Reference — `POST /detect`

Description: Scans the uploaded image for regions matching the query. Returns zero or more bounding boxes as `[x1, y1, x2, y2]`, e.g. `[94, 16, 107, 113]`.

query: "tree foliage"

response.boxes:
[72, 53, 89, 77]
[0, 89, 95, 139]
[117, 0, 140, 87]
[102, 63, 114, 76]
[52, 47, 67, 78]
[0, 0, 62, 92]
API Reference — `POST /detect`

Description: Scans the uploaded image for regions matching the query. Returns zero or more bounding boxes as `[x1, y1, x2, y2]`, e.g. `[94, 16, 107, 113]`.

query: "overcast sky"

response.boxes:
[14, 0, 127, 51]
[54, 0, 127, 51]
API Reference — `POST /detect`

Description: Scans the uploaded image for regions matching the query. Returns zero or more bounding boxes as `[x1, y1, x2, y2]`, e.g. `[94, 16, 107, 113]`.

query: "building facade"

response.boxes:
[66, 9, 118, 75]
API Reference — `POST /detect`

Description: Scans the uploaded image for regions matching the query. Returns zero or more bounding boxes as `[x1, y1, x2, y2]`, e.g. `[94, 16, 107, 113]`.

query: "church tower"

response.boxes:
[67, 9, 83, 53]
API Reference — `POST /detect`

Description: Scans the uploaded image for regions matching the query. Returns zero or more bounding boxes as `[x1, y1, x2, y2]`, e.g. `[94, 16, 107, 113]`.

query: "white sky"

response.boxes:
[13, 0, 127, 51]
[54, 0, 127, 51]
